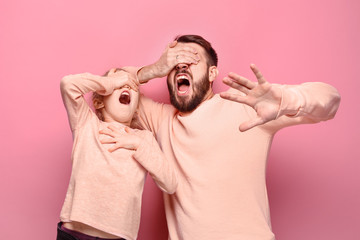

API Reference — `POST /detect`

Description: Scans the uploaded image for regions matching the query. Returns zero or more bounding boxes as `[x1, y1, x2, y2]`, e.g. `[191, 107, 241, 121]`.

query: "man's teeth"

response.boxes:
[121, 92, 130, 97]
[177, 75, 188, 80]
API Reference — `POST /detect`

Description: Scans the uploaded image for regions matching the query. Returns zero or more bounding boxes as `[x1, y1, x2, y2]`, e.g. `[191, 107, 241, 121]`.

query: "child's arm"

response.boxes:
[100, 126, 178, 194]
[60, 70, 138, 131]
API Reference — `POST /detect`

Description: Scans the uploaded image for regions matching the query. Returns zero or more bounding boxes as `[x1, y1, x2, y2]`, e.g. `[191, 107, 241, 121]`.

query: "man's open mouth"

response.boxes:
[176, 74, 191, 95]
[119, 90, 131, 104]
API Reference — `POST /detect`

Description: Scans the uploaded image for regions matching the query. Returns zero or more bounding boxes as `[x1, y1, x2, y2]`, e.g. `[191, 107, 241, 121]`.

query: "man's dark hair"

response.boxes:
[175, 35, 218, 67]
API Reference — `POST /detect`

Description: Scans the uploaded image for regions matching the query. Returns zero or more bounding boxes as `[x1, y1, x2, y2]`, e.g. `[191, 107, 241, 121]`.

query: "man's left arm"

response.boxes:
[100, 126, 178, 194]
[220, 64, 341, 133]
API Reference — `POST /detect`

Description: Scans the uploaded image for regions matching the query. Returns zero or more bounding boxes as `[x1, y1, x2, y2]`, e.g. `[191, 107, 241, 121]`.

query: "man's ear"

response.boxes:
[208, 66, 219, 83]
[93, 99, 105, 110]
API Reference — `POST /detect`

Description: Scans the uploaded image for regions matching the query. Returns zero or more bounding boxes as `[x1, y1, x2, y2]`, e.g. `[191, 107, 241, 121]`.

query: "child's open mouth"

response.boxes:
[119, 91, 131, 104]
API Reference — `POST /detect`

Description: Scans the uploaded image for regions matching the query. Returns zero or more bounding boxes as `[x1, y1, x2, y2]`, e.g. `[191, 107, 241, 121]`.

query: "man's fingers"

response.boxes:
[100, 137, 116, 144]
[222, 77, 250, 94]
[171, 43, 197, 54]
[220, 92, 250, 105]
[108, 142, 135, 152]
[107, 125, 125, 133]
[176, 55, 199, 65]
[182, 46, 198, 54]
[108, 143, 133, 152]
[239, 117, 265, 132]
[108, 143, 121, 153]
[99, 129, 115, 137]
[250, 64, 266, 84]
[124, 126, 135, 134]
[175, 51, 200, 63]
[108, 68, 117, 75]
[107, 125, 116, 132]
[168, 40, 177, 48]
[228, 72, 256, 89]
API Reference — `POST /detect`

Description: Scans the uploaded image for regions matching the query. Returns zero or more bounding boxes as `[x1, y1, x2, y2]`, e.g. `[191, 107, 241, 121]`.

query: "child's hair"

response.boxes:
[92, 68, 142, 129]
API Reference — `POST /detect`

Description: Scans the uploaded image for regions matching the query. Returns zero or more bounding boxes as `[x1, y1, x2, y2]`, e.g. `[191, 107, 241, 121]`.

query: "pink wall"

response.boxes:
[1, 0, 359, 239]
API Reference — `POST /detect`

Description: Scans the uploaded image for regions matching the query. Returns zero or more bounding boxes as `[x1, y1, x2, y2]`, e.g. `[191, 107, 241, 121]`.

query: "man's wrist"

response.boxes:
[137, 64, 161, 84]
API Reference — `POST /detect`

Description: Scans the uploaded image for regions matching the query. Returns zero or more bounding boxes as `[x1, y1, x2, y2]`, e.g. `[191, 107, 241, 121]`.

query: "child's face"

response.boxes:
[102, 74, 139, 125]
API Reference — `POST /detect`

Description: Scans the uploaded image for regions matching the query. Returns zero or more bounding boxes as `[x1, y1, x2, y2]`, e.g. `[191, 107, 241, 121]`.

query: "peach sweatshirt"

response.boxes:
[59, 73, 178, 240]
[129, 68, 340, 240]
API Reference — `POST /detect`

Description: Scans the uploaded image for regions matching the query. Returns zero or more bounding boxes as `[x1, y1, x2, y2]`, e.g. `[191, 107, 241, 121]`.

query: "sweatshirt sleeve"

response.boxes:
[132, 130, 178, 194]
[60, 73, 118, 131]
[121, 66, 176, 133]
[135, 95, 176, 133]
[261, 82, 341, 133]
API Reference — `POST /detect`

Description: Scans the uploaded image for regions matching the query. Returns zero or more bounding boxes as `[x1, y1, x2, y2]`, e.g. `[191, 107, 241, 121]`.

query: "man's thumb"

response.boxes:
[168, 40, 177, 48]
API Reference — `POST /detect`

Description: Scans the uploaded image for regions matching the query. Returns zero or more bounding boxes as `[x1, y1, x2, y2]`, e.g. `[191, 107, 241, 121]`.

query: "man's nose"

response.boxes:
[176, 63, 189, 70]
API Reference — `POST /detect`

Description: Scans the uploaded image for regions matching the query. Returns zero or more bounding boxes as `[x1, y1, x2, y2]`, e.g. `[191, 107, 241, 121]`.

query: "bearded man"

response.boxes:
[101, 35, 340, 240]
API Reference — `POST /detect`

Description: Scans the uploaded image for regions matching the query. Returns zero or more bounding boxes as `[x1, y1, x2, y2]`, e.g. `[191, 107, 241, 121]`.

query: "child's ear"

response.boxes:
[93, 99, 104, 109]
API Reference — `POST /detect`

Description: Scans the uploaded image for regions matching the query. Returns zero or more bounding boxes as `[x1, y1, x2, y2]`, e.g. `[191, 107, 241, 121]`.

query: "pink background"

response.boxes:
[1, 0, 359, 239]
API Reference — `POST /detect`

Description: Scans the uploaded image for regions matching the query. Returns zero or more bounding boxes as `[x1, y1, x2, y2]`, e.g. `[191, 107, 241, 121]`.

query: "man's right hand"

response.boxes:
[138, 41, 200, 83]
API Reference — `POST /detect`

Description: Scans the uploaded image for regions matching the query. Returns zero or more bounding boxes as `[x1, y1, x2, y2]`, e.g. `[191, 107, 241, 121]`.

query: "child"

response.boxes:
[57, 68, 178, 240]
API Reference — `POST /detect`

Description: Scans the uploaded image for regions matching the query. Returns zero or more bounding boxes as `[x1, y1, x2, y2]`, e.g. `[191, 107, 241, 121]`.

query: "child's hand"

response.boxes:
[107, 68, 139, 92]
[99, 125, 141, 152]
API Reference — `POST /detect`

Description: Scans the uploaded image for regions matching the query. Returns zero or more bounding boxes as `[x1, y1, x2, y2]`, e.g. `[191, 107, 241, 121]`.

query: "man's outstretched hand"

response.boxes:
[220, 64, 282, 132]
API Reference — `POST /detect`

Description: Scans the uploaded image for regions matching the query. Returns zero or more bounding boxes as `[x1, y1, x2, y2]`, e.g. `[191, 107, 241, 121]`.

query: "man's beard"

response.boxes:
[167, 71, 210, 113]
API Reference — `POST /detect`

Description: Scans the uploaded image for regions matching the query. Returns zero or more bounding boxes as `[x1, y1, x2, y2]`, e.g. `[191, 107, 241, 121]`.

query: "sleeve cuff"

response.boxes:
[276, 86, 304, 119]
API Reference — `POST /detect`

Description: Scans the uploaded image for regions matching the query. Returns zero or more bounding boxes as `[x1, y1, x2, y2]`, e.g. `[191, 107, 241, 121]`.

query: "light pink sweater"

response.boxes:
[130, 67, 340, 240]
[59, 73, 178, 240]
